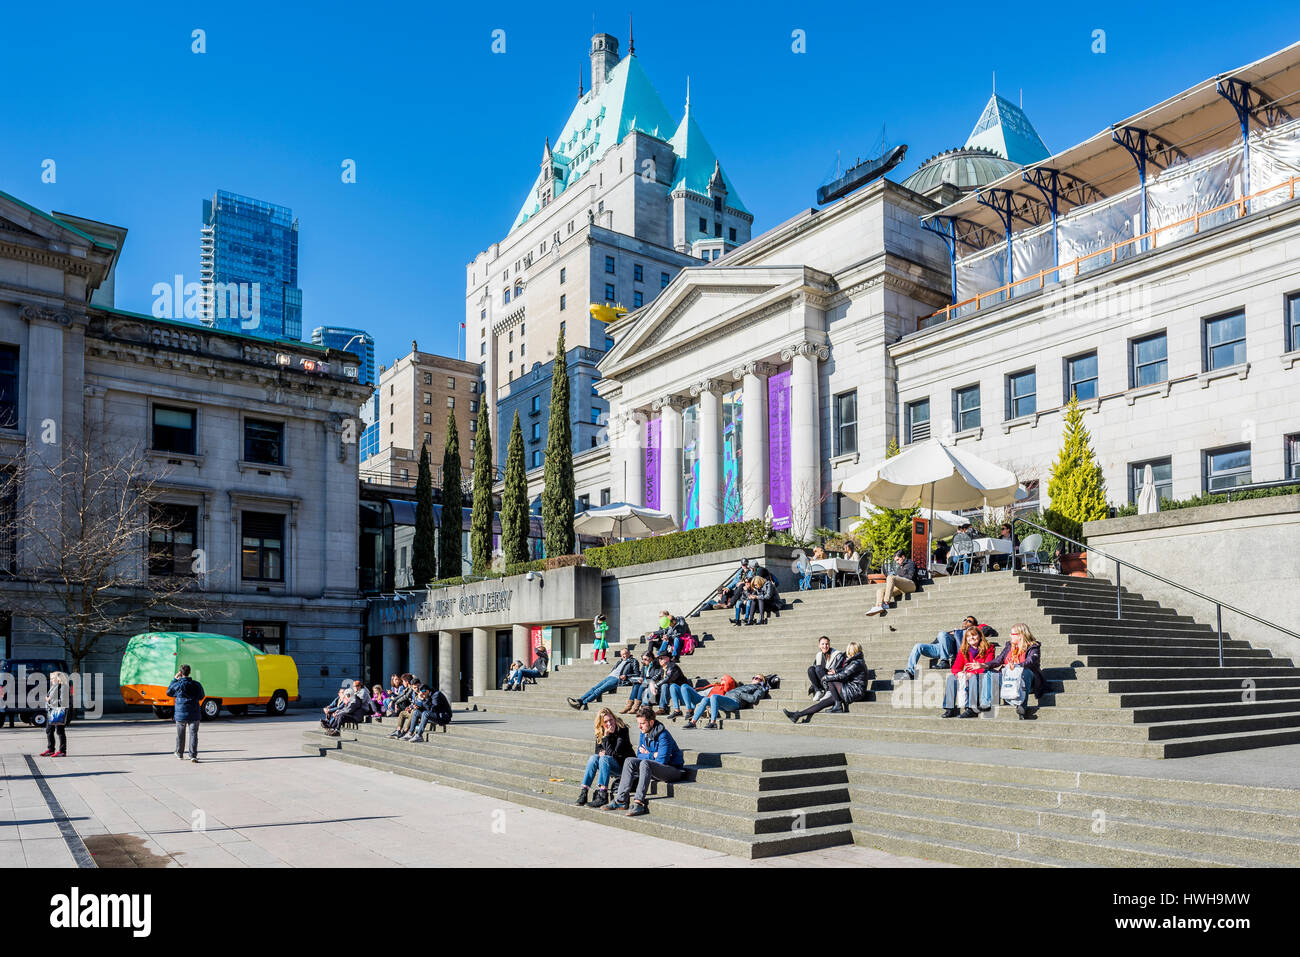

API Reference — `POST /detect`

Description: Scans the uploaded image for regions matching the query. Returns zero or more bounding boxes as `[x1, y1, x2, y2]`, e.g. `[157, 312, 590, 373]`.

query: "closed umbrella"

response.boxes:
[573, 502, 677, 541]
[1137, 464, 1160, 515]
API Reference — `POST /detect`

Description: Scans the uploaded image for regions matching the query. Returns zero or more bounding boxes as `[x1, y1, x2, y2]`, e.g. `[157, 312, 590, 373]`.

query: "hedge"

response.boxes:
[504, 558, 546, 577]
[584, 519, 769, 570]
[1111, 483, 1300, 518]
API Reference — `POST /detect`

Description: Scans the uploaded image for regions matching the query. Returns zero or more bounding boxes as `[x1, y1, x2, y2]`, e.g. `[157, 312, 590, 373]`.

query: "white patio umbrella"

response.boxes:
[1137, 464, 1161, 515]
[573, 502, 678, 540]
[839, 440, 1020, 569]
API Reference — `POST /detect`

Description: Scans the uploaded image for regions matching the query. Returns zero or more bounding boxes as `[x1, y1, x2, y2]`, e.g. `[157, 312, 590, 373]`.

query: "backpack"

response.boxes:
[680, 633, 696, 655]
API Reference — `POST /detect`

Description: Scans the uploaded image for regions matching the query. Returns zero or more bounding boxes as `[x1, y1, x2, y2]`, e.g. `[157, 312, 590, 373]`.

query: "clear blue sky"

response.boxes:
[3, 1, 1297, 370]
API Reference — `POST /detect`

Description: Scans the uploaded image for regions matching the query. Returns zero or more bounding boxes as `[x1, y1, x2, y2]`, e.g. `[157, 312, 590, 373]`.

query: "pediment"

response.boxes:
[0, 216, 42, 240]
[0, 193, 101, 249]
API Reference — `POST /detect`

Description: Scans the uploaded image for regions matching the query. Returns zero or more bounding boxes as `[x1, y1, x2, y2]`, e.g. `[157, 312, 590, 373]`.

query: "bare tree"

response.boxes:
[0, 431, 219, 674]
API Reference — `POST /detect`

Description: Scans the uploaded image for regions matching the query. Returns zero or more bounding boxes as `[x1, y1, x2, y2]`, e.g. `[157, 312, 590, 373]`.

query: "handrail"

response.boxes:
[686, 560, 755, 620]
[1012, 516, 1300, 666]
[922, 172, 1300, 330]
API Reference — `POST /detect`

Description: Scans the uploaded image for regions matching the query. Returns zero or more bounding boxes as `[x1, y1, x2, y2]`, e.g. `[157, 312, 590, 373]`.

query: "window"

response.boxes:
[1131, 333, 1167, 387]
[470, 382, 478, 394]
[1205, 445, 1251, 492]
[152, 405, 196, 455]
[242, 622, 284, 656]
[954, 385, 980, 432]
[604, 283, 615, 301]
[470, 400, 478, 413]
[729, 227, 737, 242]
[508, 351, 513, 363]
[714, 222, 722, 238]
[1204, 310, 1246, 371]
[401, 468, 409, 480]
[1007, 370, 1036, 419]
[833, 391, 857, 455]
[423, 412, 432, 425]
[470, 419, 477, 433]
[1128, 458, 1172, 505]
[661, 272, 670, 288]
[149, 504, 197, 577]
[0, 345, 18, 428]
[560, 294, 567, 311]
[503, 289, 510, 304]
[244, 419, 284, 465]
[605, 337, 615, 350]
[1288, 434, 1300, 480]
[1066, 352, 1098, 402]
[605, 256, 615, 274]
[424, 432, 432, 445]
[633, 291, 643, 308]
[591, 408, 601, 424]
[520, 343, 525, 356]
[591, 436, 599, 448]
[699, 217, 707, 233]
[633, 264, 643, 282]
[508, 330, 513, 342]
[578, 494, 590, 511]
[241, 512, 284, 582]
[520, 322, 525, 335]
[600, 488, 611, 506]
[560, 267, 566, 284]
[905, 398, 931, 443]
[531, 396, 541, 414]
[531, 423, 541, 441]
[560, 320, 566, 333]
[447, 376, 456, 389]
[531, 450, 542, 468]
[480, 342, 486, 355]
[713, 195, 723, 212]
[1288, 293, 1300, 352]
[423, 372, 433, 386]
[469, 439, 475, 451]
[423, 392, 432, 405]
[446, 396, 455, 409]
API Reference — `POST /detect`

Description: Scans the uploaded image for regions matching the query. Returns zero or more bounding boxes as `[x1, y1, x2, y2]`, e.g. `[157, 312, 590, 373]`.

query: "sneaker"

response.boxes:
[704, 721, 719, 730]
[626, 801, 649, 817]
[39, 749, 54, 757]
[936, 659, 952, 669]
[52, 751, 66, 757]
[603, 797, 629, 811]
[865, 605, 884, 617]
[190, 757, 199, 763]
[588, 789, 608, 809]
[960, 708, 978, 718]
[682, 720, 696, 729]
[940, 708, 960, 718]
[387, 730, 400, 738]
[566, 697, 582, 710]
[176, 753, 184, 760]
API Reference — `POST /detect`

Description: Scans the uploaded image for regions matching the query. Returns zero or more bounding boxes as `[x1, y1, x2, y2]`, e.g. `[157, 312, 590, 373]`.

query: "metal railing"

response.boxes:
[1011, 516, 1300, 667]
[687, 562, 756, 620]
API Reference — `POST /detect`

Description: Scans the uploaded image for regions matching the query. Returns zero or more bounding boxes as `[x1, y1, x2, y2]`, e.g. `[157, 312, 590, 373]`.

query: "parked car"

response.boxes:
[1, 658, 71, 727]
[119, 632, 298, 720]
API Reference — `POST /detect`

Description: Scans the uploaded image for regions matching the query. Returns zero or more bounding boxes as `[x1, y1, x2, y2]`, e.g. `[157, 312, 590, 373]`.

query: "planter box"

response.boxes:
[1059, 551, 1088, 577]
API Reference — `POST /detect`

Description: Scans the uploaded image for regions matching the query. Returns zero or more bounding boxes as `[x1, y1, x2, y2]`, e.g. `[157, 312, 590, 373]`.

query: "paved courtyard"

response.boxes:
[0, 713, 947, 868]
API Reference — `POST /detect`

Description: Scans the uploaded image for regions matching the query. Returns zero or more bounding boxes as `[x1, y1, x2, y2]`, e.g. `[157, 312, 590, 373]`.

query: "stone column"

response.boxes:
[783, 339, 828, 541]
[737, 362, 774, 522]
[512, 623, 532, 667]
[692, 381, 722, 527]
[655, 397, 686, 526]
[381, 635, 402, 683]
[408, 632, 431, 686]
[622, 411, 645, 507]
[472, 627, 490, 698]
[437, 630, 456, 701]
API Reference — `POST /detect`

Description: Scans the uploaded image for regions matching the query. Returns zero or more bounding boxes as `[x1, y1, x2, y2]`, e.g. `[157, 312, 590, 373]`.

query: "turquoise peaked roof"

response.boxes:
[510, 53, 746, 230]
[964, 94, 1050, 166]
[668, 99, 749, 215]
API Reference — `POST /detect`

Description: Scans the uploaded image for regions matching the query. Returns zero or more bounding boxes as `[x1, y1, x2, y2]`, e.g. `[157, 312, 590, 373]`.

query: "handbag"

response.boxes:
[1000, 665, 1024, 705]
[48, 707, 68, 726]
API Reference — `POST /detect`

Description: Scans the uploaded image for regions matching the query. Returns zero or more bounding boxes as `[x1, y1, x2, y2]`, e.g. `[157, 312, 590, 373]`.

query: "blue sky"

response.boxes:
[3, 1, 1298, 370]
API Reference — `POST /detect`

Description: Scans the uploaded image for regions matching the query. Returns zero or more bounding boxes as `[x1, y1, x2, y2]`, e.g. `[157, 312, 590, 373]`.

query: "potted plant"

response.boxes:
[1044, 396, 1109, 577]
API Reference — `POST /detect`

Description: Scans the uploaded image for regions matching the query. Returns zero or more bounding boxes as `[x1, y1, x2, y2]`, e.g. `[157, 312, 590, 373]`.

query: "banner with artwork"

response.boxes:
[644, 417, 660, 509]
[681, 405, 700, 530]
[767, 371, 792, 530]
[722, 387, 743, 523]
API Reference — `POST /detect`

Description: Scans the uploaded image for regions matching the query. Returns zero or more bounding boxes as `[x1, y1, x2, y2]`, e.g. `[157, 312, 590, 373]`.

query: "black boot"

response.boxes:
[574, 787, 589, 807]
[941, 708, 959, 718]
[782, 708, 801, 724]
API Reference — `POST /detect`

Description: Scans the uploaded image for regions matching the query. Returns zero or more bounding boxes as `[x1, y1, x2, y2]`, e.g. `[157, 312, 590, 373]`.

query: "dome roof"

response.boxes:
[901, 146, 1020, 196]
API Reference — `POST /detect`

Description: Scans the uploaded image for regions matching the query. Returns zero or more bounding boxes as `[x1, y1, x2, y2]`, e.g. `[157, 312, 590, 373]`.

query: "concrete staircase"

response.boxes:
[302, 716, 1300, 865]
[468, 571, 1300, 759]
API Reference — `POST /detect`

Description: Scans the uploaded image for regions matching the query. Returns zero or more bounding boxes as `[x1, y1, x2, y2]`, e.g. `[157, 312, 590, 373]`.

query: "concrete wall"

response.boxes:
[1083, 495, 1300, 661]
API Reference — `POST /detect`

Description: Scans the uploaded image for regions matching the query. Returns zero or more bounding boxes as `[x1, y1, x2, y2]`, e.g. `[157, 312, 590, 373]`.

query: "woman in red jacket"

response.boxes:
[940, 627, 996, 718]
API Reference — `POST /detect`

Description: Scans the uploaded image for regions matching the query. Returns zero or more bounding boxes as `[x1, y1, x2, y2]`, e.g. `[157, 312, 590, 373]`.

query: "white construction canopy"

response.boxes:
[1137, 464, 1161, 515]
[572, 502, 678, 540]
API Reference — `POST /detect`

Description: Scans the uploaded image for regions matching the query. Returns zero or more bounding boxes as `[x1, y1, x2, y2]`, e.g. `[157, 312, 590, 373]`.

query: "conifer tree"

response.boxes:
[411, 443, 436, 588]
[1044, 395, 1109, 545]
[470, 400, 493, 575]
[502, 412, 530, 566]
[850, 437, 916, 570]
[438, 414, 463, 579]
[541, 330, 575, 557]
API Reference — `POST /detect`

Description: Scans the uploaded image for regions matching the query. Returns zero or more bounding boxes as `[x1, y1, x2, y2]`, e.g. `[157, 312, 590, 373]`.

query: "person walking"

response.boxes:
[168, 665, 205, 763]
[38, 671, 73, 757]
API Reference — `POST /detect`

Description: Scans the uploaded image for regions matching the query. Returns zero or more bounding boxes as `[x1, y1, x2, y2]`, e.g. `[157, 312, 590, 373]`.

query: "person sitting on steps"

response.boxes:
[575, 707, 635, 808]
[987, 623, 1043, 719]
[505, 646, 550, 690]
[745, 575, 775, 625]
[783, 642, 867, 723]
[657, 652, 696, 718]
[940, 627, 998, 718]
[866, 550, 918, 616]
[898, 615, 979, 681]
[621, 652, 662, 714]
[603, 706, 686, 817]
[387, 678, 423, 736]
[807, 636, 837, 697]
[683, 674, 770, 729]
[567, 648, 639, 711]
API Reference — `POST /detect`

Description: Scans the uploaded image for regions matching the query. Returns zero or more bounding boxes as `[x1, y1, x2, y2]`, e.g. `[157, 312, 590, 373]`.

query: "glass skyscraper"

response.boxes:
[311, 326, 378, 460]
[200, 190, 303, 340]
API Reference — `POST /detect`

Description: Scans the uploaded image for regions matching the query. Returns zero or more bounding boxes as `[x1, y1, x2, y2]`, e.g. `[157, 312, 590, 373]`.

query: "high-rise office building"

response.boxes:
[312, 326, 378, 459]
[200, 190, 303, 340]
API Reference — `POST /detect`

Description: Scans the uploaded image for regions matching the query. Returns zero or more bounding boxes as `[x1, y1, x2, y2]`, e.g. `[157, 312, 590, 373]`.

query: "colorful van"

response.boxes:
[119, 632, 298, 719]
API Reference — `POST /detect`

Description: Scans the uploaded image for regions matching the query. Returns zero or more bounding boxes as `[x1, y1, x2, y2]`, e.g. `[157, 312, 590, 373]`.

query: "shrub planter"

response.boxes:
[1059, 551, 1088, 577]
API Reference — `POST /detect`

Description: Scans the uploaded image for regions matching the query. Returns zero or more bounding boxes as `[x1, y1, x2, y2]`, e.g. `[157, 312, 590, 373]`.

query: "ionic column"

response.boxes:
[783, 340, 828, 540]
[655, 396, 687, 526]
[691, 381, 722, 527]
[621, 410, 645, 507]
[736, 362, 775, 522]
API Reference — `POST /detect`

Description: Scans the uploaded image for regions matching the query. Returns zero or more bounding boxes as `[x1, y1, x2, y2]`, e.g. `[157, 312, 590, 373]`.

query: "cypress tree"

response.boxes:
[470, 400, 493, 575]
[502, 411, 530, 566]
[411, 444, 436, 588]
[541, 330, 575, 557]
[438, 413, 463, 579]
[1044, 395, 1109, 545]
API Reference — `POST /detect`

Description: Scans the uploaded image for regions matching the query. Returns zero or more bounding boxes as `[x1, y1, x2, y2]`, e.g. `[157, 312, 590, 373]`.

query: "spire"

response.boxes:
[628, 14, 635, 55]
[685, 75, 690, 111]
[578, 65, 583, 98]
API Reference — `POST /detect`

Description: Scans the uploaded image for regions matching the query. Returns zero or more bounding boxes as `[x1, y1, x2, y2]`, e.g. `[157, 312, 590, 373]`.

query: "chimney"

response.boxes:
[589, 34, 620, 94]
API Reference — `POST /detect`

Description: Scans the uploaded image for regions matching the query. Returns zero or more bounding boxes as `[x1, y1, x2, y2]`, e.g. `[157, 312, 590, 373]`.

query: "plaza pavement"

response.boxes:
[0, 712, 949, 868]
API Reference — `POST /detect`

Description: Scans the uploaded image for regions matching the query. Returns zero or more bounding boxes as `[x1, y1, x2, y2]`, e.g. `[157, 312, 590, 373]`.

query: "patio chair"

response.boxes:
[949, 539, 975, 575]
[1017, 533, 1045, 571]
[851, 553, 870, 586]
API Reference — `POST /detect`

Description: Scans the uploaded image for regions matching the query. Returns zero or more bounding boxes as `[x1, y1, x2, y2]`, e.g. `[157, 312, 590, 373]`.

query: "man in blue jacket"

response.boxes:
[167, 665, 205, 763]
[604, 706, 686, 817]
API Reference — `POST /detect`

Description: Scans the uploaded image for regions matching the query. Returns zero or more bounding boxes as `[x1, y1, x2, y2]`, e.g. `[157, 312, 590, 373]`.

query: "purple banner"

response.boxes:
[644, 417, 661, 510]
[768, 371, 792, 530]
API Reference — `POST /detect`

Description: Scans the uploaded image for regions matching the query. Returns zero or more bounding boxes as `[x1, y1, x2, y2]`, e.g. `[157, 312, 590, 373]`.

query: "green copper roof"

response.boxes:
[0, 188, 115, 249]
[964, 94, 1050, 166]
[668, 103, 749, 215]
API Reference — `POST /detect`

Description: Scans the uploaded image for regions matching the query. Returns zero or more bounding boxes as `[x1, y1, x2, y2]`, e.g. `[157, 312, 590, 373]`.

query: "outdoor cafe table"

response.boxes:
[811, 557, 857, 587]
[971, 537, 1015, 571]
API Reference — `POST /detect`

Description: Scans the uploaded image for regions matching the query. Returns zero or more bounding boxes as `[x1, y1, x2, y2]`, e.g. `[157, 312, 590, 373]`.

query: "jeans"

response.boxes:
[667, 684, 704, 711]
[45, 724, 67, 752]
[175, 720, 199, 758]
[732, 603, 745, 623]
[581, 754, 619, 788]
[799, 568, 812, 590]
[409, 710, 431, 737]
[691, 695, 741, 722]
[997, 668, 1039, 705]
[807, 664, 828, 695]
[580, 676, 621, 704]
[943, 672, 998, 710]
[617, 756, 686, 804]
[907, 631, 960, 674]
